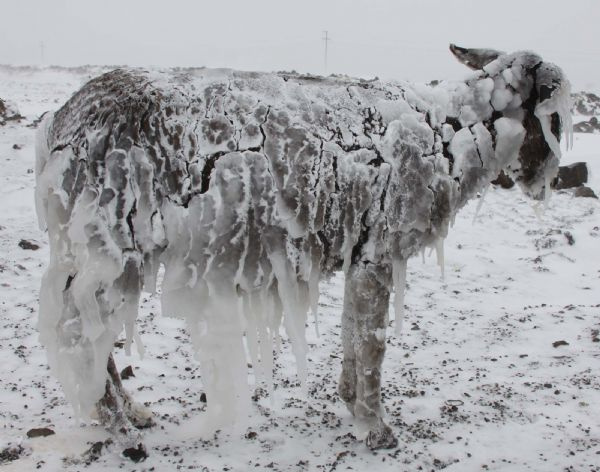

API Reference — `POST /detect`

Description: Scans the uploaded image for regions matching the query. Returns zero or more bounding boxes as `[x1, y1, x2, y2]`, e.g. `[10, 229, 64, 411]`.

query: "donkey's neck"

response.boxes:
[438, 74, 527, 207]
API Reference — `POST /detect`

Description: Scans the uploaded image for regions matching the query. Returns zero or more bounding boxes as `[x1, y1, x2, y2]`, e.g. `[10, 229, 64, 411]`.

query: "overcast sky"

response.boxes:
[2, 0, 599, 90]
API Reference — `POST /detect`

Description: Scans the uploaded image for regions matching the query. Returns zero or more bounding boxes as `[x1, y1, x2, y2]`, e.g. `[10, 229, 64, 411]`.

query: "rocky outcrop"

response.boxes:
[554, 162, 588, 189]
[574, 186, 598, 198]
[0, 98, 23, 125]
[571, 92, 600, 133]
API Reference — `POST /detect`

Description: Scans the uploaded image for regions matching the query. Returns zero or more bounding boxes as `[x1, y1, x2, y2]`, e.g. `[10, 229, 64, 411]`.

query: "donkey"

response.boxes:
[35, 44, 571, 451]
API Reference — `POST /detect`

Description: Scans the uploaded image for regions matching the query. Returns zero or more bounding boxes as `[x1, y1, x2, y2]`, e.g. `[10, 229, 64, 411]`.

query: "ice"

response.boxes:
[535, 64, 573, 157]
[435, 237, 445, 280]
[392, 258, 407, 336]
[34, 48, 573, 432]
[472, 185, 490, 224]
[494, 117, 526, 168]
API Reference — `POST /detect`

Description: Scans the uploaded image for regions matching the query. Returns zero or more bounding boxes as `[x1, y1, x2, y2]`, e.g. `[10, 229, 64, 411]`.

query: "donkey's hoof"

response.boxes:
[366, 423, 398, 450]
[127, 403, 155, 429]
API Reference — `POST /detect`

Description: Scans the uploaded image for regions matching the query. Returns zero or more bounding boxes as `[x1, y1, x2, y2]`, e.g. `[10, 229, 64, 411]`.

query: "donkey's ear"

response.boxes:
[449, 44, 505, 70]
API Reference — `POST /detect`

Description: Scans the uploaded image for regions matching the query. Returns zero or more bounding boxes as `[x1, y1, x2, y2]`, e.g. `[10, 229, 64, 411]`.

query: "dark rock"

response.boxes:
[564, 231, 575, 245]
[552, 340, 569, 348]
[26, 427, 55, 438]
[12, 144, 22, 150]
[573, 117, 600, 133]
[81, 439, 112, 464]
[120, 365, 135, 380]
[554, 162, 588, 189]
[0, 445, 25, 464]
[572, 92, 600, 116]
[0, 98, 24, 125]
[200, 392, 207, 403]
[574, 186, 598, 199]
[18, 239, 40, 250]
[122, 443, 148, 462]
[491, 170, 515, 189]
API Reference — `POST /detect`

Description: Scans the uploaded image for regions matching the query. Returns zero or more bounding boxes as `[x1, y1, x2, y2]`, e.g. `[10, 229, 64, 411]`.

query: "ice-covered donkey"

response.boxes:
[35, 44, 571, 451]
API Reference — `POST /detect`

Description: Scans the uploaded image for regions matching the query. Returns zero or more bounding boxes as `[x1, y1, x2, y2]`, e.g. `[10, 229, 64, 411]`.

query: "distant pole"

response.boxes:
[322, 31, 331, 75]
[40, 41, 45, 64]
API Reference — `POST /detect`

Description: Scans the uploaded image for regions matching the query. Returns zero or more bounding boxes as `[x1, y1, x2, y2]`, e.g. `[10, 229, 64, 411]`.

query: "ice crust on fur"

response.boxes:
[35, 52, 571, 428]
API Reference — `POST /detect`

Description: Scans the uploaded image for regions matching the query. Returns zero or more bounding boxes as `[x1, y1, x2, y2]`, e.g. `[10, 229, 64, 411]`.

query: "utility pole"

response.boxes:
[322, 31, 331, 75]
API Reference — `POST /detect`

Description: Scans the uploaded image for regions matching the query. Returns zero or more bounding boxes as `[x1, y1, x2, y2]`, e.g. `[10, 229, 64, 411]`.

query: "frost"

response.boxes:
[35, 48, 572, 433]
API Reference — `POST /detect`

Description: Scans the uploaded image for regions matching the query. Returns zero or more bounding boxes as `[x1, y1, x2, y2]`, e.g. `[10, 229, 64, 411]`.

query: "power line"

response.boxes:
[323, 31, 331, 74]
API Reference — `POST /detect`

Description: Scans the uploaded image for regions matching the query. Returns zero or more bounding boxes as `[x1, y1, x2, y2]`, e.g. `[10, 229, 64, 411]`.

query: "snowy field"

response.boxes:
[1, 67, 599, 471]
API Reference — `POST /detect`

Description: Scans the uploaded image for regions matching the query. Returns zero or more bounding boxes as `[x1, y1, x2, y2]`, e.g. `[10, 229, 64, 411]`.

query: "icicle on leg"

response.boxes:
[343, 262, 397, 450]
[392, 258, 408, 336]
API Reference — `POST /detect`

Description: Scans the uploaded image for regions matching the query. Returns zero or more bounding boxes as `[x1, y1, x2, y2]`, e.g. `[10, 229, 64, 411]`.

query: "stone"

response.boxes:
[574, 186, 598, 198]
[120, 365, 135, 380]
[18, 239, 40, 250]
[26, 427, 55, 438]
[122, 444, 148, 462]
[573, 117, 600, 133]
[491, 170, 515, 189]
[554, 162, 588, 189]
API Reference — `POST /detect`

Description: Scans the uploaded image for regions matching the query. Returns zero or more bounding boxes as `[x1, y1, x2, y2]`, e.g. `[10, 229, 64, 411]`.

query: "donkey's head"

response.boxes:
[450, 44, 572, 200]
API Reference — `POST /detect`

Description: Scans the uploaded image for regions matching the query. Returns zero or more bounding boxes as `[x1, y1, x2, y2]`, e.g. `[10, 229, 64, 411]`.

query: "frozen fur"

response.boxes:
[35, 45, 571, 449]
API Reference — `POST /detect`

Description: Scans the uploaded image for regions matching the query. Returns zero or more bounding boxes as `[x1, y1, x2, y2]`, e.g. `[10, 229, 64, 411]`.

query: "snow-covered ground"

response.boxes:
[0, 67, 599, 471]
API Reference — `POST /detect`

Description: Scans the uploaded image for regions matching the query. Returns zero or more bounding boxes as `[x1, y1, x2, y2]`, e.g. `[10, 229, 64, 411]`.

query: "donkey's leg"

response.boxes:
[341, 261, 397, 450]
[95, 255, 154, 431]
[97, 353, 154, 431]
[338, 295, 357, 412]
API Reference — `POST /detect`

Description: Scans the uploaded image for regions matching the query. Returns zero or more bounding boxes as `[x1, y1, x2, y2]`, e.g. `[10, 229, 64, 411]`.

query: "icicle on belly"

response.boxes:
[392, 258, 408, 336]
[308, 264, 321, 337]
[435, 237, 445, 281]
[472, 185, 489, 224]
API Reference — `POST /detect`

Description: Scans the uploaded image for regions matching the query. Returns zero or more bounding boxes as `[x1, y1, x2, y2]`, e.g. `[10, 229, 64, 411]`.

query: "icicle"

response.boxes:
[190, 289, 251, 434]
[543, 174, 552, 209]
[124, 319, 134, 356]
[133, 327, 145, 359]
[242, 294, 260, 384]
[255, 289, 274, 396]
[392, 258, 408, 336]
[308, 264, 321, 337]
[269, 252, 309, 389]
[538, 113, 562, 160]
[472, 185, 489, 224]
[435, 237, 446, 280]
[530, 201, 544, 221]
[534, 69, 573, 159]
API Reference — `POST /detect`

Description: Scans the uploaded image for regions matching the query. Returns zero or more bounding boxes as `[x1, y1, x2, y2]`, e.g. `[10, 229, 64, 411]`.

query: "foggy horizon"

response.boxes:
[2, 0, 599, 90]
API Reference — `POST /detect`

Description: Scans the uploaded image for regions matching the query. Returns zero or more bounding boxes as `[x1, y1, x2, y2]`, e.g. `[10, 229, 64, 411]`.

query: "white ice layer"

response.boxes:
[392, 258, 408, 336]
[34, 49, 572, 430]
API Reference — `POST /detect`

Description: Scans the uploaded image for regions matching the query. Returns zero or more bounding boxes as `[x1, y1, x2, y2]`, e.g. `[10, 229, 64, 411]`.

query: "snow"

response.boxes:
[1, 58, 599, 471]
